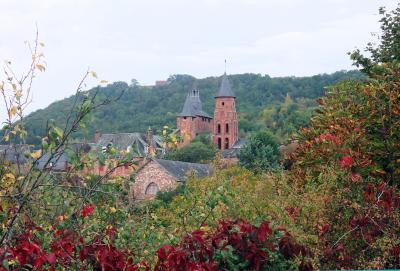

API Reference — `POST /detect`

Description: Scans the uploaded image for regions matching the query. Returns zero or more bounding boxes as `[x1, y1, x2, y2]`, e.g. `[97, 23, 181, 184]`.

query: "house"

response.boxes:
[35, 143, 92, 172]
[0, 144, 31, 165]
[130, 158, 211, 201]
[94, 128, 164, 157]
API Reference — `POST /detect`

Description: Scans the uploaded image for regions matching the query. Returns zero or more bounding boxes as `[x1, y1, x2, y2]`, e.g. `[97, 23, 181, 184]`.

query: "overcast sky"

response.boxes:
[0, 0, 398, 117]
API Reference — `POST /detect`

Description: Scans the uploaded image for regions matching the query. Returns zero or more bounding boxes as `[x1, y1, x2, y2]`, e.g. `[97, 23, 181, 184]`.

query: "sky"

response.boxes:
[0, 0, 399, 118]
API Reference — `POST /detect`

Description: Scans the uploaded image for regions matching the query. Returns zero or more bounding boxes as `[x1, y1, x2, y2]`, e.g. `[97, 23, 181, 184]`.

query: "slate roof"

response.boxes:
[154, 159, 211, 182]
[177, 89, 212, 118]
[0, 144, 31, 164]
[222, 138, 246, 158]
[231, 138, 246, 149]
[216, 73, 235, 98]
[96, 132, 164, 157]
[35, 152, 69, 171]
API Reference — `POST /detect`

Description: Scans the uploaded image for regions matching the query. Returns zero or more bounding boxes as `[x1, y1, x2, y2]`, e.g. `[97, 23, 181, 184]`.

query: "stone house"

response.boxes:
[130, 158, 211, 202]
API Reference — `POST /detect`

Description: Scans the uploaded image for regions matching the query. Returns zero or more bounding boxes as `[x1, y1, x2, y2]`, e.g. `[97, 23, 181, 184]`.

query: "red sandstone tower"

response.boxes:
[213, 73, 238, 150]
[176, 87, 213, 146]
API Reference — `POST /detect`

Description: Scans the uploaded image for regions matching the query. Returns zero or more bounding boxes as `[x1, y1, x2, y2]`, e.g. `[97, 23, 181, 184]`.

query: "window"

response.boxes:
[145, 182, 159, 195]
[183, 117, 187, 119]
[217, 124, 221, 134]
[224, 138, 229, 149]
[222, 102, 225, 106]
[218, 138, 222, 149]
[225, 123, 229, 134]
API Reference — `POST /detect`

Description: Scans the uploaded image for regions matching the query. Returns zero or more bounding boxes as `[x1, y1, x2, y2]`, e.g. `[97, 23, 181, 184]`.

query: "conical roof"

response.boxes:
[215, 73, 235, 98]
[177, 89, 211, 118]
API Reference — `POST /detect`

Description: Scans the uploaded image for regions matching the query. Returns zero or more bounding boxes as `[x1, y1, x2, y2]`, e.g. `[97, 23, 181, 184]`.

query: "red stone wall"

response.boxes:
[81, 158, 145, 178]
[213, 97, 238, 150]
[177, 116, 213, 147]
[129, 160, 178, 202]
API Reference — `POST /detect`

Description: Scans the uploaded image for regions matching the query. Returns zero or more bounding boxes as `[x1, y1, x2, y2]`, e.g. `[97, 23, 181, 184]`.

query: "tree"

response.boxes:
[238, 131, 280, 172]
[350, 4, 400, 74]
[164, 137, 216, 163]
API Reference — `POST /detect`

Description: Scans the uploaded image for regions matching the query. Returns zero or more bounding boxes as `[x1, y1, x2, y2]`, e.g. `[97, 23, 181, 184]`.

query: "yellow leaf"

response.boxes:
[4, 173, 15, 181]
[31, 150, 42, 159]
[100, 80, 108, 84]
[39, 42, 45, 47]
[9, 106, 17, 118]
[36, 64, 45, 72]
[90, 71, 98, 78]
[109, 207, 117, 213]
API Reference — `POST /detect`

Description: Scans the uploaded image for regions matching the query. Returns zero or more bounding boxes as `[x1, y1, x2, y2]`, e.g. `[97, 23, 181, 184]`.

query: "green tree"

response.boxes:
[350, 4, 400, 74]
[238, 130, 280, 172]
[164, 138, 216, 163]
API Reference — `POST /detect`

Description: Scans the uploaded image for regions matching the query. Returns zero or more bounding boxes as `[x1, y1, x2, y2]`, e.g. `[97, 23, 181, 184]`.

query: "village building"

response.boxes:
[130, 158, 211, 201]
[176, 88, 213, 146]
[176, 73, 244, 156]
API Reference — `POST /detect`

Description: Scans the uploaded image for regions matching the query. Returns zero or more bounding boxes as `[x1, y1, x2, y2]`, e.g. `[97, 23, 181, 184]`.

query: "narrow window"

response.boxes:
[222, 102, 225, 106]
[217, 124, 221, 134]
[145, 182, 159, 195]
[226, 123, 229, 134]
[218, 138, 222, 149]
[224, 138, 229, 149]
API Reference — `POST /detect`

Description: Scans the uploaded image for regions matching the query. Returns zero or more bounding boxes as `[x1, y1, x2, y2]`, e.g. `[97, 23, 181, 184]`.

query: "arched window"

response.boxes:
[224, 138, 229, 149]
[145, 182, 159, 195]
[217, 137, 222, 150]
[217, 124, 221, 134]
[225, 123, 229, 134]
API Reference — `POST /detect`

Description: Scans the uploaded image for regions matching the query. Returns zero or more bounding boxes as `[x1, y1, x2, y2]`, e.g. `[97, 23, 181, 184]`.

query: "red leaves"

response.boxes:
[257, 221, 272, 242]
[155, 220, 311, 271]
[339, 156, 353, 169]
[82, 203, 94, 218]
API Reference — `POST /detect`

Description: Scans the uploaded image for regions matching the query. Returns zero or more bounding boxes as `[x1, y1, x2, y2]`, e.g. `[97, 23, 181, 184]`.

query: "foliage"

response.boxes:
[350, 3, 400, 74]
[154, 219, 312, 271]
[164, 136, 217, 163]
[238, 131, 280, 172]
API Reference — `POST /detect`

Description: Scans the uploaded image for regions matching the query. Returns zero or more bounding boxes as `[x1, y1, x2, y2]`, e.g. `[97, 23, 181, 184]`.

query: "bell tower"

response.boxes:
[213, 73, 238, 150]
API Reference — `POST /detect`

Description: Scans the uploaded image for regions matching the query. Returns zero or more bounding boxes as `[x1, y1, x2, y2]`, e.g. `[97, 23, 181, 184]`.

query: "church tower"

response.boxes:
[213, 73, 238, 150]
[176, 86, 213, 146]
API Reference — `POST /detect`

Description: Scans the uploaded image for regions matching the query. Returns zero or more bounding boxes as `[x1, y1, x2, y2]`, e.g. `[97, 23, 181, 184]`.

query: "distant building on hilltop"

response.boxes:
[155, 80, 169, 87]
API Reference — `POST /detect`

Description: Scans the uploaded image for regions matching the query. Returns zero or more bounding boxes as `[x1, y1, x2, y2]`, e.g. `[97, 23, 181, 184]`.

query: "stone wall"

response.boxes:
[130, 160, 178, 202]
[177, 116, 213, 147]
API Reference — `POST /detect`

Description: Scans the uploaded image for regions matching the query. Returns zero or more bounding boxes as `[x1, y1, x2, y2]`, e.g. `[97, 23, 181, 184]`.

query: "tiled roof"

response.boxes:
[154, 159, 211, 182]
[215, 73, 235, 98]
[35, 152, 69, 171]
[177, 89, 212, 118]
[0, 144, 31, 164]
[96, 132, 164, 157]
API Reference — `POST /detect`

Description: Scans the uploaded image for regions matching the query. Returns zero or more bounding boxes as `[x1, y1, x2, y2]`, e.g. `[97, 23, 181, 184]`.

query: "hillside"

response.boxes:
[23, 71, 364, 145]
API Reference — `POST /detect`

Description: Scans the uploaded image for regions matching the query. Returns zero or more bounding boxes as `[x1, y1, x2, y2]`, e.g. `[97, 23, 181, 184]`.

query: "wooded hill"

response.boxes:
[23, 71, 364, 145]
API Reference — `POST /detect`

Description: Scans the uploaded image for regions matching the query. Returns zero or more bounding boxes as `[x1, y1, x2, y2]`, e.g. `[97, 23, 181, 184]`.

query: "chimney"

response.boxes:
[93, 130, 101, 144]
[146, 127, 156, 156]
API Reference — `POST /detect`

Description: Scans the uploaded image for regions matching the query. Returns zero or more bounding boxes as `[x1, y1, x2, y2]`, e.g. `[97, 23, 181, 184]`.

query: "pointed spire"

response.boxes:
[216, 73, 235, 98]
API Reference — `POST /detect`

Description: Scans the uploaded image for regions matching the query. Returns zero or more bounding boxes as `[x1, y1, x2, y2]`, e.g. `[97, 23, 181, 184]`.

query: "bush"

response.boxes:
[238, 131, 280, 172]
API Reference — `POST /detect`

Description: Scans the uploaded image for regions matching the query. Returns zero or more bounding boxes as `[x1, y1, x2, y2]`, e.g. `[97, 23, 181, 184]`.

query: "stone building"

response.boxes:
[213, 73, 238, 151]
[176, 73, 241, 152]
[176, 88, 213, 146]
[130, 158, 211, 201]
